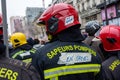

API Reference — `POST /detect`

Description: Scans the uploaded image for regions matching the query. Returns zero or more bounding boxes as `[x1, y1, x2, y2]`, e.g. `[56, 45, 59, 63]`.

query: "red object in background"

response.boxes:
[0, 14, 2, 25]
[0, 27, 3, 40]
[0, 14, 3, 35]
[0, 28, 3, 35]
[99, 25, 120, 51]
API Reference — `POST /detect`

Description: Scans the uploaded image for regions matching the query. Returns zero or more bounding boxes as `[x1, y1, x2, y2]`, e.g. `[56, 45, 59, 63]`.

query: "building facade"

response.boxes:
[10, 16, 25, 34]
[77, 0, 104, 29]
[26, 7, 45, 24]
[97, 0, 120, 26]
[25, 7, 45, 38]
[10, 7, 45, 39]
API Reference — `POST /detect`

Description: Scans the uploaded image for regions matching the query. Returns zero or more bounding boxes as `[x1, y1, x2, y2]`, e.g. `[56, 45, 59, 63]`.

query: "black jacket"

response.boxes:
[32, 41, 102, 80]
[0, 57, 41, 80]
[102, 56, 120, 80]
[32, 25, 103, 80]
[10, 44, 36, 63]
[83, 36, 105, 61]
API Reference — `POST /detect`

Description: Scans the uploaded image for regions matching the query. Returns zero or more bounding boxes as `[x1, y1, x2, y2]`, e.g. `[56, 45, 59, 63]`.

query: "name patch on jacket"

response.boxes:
[0, 67, 18, 80]
[109, 60, 120, 71]
[47, 45, 96, 59]
[58, 53, 91, 65]
[19, 51, 31, 59]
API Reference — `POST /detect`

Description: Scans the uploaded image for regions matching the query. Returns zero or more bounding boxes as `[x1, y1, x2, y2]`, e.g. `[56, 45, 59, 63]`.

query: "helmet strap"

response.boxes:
[47, 17, 58, 33]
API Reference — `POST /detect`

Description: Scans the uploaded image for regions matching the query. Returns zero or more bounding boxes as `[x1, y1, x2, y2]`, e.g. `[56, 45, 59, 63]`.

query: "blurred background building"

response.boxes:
[9, 0, 120, 40]
[51, 0, 103, 31]
[10, 7, 45, 39]
[97, 0, 119, 26]
[25, 7, 45, 38]
[10, 16, 25, 34]
[51, 0, 120, 30]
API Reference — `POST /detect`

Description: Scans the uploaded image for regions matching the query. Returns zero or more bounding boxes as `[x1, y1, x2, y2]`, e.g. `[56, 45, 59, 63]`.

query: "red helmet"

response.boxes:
[99, 25, 120, 51]
[37, 3, 80, 35]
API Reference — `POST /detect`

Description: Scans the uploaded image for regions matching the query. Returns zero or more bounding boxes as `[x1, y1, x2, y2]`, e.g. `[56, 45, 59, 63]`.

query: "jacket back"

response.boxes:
[0, 57, 40, 80]
[32, 41, 102, 80]
[10, 44, 37, 63]
[102, 56, 120, 80]
[83, 36, 105, 61]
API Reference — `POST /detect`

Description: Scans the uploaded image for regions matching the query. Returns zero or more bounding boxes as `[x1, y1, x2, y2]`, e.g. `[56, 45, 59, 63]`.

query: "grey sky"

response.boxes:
[6, 0, 52, 16]
[0, 0, 52, 34]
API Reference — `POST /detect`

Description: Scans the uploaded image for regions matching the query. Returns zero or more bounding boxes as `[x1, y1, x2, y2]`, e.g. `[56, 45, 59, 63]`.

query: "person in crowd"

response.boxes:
[27, 37, 45, 49]
[82, 31, 88, 39]
[33, 38, 44, 49]
[32, 3, 103, 80]
[83, 21, 100, 45]
[27, 37, 35, 47]
[8, 40, 14, 53]
[0, 30, 40, 80]
[39, 35, 49, 45]
[99, 25, 120, 80]
[8, 35, 14, 53]
[83, 21, 105, 61]
[9, 32, 37, 63]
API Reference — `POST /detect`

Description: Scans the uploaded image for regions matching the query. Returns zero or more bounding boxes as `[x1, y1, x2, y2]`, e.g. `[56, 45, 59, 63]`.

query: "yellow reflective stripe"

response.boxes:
[30, 48, 36, 53]
[22, 58, 32, 63]
[12, 49, 36, 59]
[12, 50, 25, 58]
[44, 64, 100, 79]
[50, 77, 58, 80]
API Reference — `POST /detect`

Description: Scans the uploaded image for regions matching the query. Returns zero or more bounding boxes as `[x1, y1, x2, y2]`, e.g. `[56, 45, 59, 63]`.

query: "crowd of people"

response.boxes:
[0, 3, 120, 80]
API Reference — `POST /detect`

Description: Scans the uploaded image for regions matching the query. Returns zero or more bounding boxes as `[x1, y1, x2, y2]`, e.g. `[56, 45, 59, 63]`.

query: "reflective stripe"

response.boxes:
[29, 48, 36, 53]
[12, 50, 25, 58]
[12, 49, 36, 59]
[50, 77, 58, 80]
[22, 58, 32, 63]
[44, 64, 100, 79]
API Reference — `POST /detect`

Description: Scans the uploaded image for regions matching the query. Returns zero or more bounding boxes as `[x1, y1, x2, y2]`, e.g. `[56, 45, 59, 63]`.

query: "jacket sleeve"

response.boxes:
[95, 66, 104, 80]
[102, 65, 113, 80]
[32, 49, 45, 80]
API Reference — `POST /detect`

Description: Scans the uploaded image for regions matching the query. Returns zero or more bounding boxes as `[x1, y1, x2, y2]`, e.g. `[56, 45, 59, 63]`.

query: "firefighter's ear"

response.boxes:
[47, 16, 59, 33]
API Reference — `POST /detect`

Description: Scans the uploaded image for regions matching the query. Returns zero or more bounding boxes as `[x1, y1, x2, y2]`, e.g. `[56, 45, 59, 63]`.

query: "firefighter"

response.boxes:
[0, 42, 40, 80]
[0, 30, 40, 80]
[9, 32, 37, 63]
[83, 21, 105, 61]
[99, 25, 120, 80]
[83, 20, 100, 45]
[32, 3, 103, 80]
